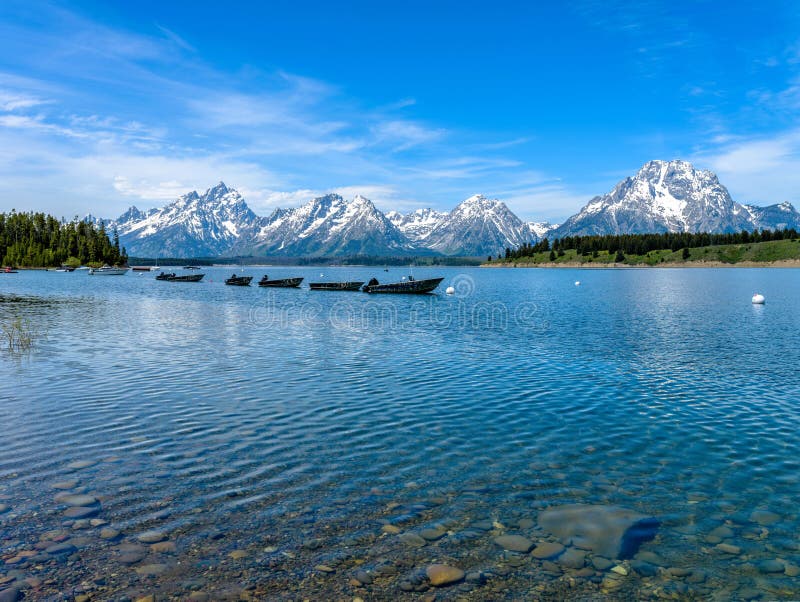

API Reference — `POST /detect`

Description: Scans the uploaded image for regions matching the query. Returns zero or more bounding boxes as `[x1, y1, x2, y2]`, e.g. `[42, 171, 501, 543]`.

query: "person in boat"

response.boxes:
[408, 275, 415, 281]
[367, 277, 379, 286]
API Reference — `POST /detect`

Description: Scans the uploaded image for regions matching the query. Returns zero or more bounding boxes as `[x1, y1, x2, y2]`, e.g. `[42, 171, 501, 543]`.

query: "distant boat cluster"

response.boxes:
[30, 264, 445, 294]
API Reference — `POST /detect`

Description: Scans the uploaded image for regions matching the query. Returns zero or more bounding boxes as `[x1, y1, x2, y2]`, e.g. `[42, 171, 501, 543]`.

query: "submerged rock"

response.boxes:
[531, 542, 564, 559]
[426, 564, 464, 586]
[538, 504, 658, 559]
[493, 535, 534, 553]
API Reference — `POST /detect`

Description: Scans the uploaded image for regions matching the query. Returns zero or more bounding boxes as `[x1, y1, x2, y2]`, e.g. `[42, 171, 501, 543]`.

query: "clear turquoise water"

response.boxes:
[1, 266, 799, 599]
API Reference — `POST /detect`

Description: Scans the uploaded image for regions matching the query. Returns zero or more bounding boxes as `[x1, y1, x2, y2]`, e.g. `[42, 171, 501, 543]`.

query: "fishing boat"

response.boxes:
[88, 265, 129, 275]
[225, 274, 253, 286]
[170, 273, 204, 282]
[309, 281, 365, 291]
[258, 275, 303, 288]
[156, 272, 205, 282]
[362, 276, 444, 294]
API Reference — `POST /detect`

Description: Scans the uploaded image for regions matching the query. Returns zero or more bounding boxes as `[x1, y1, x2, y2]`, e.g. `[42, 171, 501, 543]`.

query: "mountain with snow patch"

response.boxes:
[740, 201, 800, 231]
[527, 221, 558, 239]
[234, 193, 422, 257]
[552, 160, 759, 238]
[110, 182, 260, 257]
[386, 208, 448, 244]
[420, 195, 536, 256]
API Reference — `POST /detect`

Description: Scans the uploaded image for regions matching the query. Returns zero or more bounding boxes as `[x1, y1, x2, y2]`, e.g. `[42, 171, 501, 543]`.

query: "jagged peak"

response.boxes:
[207, 181, 229, 195]
[635, 159, 718, 183]
[461, 193, 490, 204]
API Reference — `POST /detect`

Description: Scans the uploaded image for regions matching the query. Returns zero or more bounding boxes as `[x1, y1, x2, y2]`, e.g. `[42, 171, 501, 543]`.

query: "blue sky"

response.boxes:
[1, 1, 800, 222]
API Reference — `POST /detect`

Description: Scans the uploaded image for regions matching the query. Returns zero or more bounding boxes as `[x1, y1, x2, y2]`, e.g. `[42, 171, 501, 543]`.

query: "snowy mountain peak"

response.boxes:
[553, 159, 749, 238]
[236, 193, 419, 257]
[206, 181, 229, 197]
[110, 183, 260, 257]
[527, 221, 558, 239]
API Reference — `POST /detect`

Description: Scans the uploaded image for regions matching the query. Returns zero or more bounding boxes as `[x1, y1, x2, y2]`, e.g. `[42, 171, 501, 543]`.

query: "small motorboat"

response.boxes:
[182, 265, 202, 270]
[88, 265, 129, 275]
[156, 272, 205, 282]
[131, 266, 153, 272]
[170, 273, 204, 282]
[2, 266, 19, 273]
[55, 265, 75, 272]
[309, 281, 365, 291]
[258, 275, 303, 288]
[225, 274, 253, 286]
[362, 276, 444, 294]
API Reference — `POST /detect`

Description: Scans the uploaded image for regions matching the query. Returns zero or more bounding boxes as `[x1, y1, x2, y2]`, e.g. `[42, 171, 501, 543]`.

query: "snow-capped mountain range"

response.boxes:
[102, 160, 800, 258]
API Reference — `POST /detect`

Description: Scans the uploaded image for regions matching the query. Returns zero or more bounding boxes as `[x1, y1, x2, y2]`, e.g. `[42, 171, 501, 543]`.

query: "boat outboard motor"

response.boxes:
[367, 278, 379, 286]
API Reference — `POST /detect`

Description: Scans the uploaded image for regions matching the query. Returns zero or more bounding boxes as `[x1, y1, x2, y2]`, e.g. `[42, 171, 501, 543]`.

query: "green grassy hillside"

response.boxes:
[488, 238, 800, 266]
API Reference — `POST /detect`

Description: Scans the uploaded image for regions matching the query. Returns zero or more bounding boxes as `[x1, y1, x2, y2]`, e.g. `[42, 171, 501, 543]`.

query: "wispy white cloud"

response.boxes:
[370, 120, 445, 151]
[0, 91, 51, 111]
[693, 129, 800, 204]
[0, 3, 592, 223]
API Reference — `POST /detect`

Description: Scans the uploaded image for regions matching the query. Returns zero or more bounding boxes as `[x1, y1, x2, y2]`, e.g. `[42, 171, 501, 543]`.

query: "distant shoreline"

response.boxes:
[482, 259, 800, 269]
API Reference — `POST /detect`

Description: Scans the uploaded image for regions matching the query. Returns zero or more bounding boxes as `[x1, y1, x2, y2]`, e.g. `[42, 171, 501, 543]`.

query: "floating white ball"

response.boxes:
[574, 281, 581, 286]
[752, 293, 765, 305]
[446, 286, 455, 295]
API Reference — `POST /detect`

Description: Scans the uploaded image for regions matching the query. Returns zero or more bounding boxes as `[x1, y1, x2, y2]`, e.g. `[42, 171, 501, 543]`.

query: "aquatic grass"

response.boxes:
[1, 315, 39, 353]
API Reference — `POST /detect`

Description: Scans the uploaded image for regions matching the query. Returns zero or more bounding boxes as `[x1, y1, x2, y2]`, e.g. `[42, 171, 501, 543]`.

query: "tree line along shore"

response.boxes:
[484, 229, 800, 267]
[1, 211, 128, 268]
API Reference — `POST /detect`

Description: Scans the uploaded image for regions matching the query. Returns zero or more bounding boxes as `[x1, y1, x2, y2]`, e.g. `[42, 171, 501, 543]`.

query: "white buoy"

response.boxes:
[752, 293, 765, 305]
[574, 281, 581, 286]
[446, 286, 455, 295]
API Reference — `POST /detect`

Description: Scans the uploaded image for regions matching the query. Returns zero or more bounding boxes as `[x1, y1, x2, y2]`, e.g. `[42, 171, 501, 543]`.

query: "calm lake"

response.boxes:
[1, 266, 799, 600]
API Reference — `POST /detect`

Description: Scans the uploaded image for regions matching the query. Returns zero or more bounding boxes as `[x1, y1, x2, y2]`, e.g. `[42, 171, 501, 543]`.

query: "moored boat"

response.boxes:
[309, 281, 365, 291]
[258, 275, 303, 288]
[88, 265, 129, 275]
[2, 266, 19, 273]
[362, 276, 444, 294]
[156, 272, 205, 282]
[182, 265, 202, 270]
[170, 273, 204, 282]
[225, 274, 253, 286]
[131, 266, 153, 272]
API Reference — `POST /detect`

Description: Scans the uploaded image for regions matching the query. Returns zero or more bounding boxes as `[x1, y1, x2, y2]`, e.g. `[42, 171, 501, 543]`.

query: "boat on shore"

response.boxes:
[156, 272, 205, 282]
[309, 281, 365, 291]
[225, 274, 253, 286]
[362, 276, 444, 294]
[88, 265, 129, 275]
[258, 275, 303, 288]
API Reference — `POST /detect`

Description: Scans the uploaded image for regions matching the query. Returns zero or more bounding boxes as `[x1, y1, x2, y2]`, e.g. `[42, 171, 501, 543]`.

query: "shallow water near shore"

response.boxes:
[1, 266, 799, 600]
